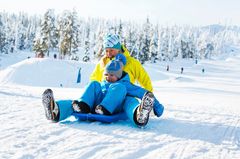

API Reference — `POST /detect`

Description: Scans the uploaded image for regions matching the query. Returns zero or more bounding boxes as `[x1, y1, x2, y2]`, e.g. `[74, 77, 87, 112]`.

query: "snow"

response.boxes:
[0, 52, 240, 159]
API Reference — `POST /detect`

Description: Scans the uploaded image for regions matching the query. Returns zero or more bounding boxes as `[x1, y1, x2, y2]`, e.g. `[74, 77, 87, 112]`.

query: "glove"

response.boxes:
[153, 102, 164, 117]
[115, 53, 127, 66]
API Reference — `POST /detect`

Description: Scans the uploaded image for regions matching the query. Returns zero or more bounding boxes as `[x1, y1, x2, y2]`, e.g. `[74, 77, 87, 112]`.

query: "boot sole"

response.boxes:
[137, 92, 154, 126]
[42, 89, 56, 120]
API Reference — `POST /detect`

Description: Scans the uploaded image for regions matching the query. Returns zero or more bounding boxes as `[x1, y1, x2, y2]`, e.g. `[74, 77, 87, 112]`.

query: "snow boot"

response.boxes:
[72, 101, 90, 113]
[42, 89, 59, 122]
[95, 105, 111, 115]
[135, 92, 154, 127]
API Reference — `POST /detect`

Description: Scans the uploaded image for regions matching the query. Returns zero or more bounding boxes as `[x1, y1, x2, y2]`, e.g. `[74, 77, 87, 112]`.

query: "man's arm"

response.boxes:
[132, 59, 153, 92]
[90, 63, 102, 82]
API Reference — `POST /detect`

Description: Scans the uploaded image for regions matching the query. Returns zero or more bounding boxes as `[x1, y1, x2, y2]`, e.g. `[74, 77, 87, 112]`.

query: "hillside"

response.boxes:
[0, 54, 240, 159]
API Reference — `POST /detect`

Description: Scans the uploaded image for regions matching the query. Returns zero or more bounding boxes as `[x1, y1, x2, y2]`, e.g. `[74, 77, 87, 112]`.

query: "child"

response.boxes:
[72, 54, 164, 126]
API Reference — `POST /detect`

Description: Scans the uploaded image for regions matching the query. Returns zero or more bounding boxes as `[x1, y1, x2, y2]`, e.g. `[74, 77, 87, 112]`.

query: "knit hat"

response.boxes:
[103, 34, 121, 50]
[105, 54, 126, 79]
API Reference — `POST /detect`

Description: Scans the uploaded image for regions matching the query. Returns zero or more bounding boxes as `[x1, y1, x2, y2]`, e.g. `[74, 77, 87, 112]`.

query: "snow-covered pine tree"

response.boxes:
[196, 28, 208, 59]
[58, 10, 80, 59]
[1, 13, 15, 54]
[136, 32, 144, 64]
[159, 27, 170, 61]
[94, 24, 105, 59]
[180, 29, 194, 59]
[171, 26, 181, 59]
[124, 23, 138, 58]
[15, 13, 28, 51]
[0, 14, 8, 53]
[83, 24, 90, 62]
[38, 9, 58, 56]
[139, 17, 152, 64]
[24, 15, 39, 51]
[157, 27, 163, 61]
[186, 32, 196, 59]
[70, 10, 80, 57]
[118, 20, 123, 41]
[149, 26, 158, 63]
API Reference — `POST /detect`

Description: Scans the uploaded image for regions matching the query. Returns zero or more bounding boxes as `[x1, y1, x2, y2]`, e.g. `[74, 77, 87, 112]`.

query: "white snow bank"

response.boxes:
[0, 58, 95, 88]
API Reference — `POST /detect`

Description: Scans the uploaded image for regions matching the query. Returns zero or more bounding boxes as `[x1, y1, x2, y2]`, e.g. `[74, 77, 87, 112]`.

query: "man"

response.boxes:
[42, 34, 164, 126]
[90, 34, 153, 92]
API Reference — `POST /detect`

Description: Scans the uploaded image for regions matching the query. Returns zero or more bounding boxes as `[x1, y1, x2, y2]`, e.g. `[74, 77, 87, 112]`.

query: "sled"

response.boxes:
[72, 112, 128, 123]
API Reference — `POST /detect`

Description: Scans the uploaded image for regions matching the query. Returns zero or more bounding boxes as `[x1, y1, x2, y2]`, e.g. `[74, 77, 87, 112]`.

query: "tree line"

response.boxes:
[0, 9, 240, 64]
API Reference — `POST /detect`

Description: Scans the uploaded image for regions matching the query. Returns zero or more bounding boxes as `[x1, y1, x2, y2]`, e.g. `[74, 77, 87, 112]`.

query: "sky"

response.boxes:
[0, 0, 240, 26]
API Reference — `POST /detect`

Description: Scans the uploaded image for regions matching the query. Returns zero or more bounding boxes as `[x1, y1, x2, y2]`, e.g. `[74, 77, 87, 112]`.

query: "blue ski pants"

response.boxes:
[56, 81, 140, 124]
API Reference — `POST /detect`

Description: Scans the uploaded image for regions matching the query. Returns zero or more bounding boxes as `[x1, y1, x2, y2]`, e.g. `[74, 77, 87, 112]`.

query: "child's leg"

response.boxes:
[100, 83, 127, 114]
[55, 81, 104, 121]
[78, 81, 104, 111]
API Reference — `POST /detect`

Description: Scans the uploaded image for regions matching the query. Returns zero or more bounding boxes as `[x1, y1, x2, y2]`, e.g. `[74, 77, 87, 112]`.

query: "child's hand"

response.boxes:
[115, 54, 127, 65]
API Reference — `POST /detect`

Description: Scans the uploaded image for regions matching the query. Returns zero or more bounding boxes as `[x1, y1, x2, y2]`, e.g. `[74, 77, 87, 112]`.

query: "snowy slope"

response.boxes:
[0, 58, 95, 88]
[0, 54, 240, 159]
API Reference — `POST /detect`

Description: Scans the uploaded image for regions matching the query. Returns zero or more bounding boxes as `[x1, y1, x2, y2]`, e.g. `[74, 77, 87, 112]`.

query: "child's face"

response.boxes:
[104, 73, 119, 82]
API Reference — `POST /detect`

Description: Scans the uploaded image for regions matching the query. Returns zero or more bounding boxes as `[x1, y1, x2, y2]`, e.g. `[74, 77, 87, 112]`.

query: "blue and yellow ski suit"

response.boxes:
[56, 46, 164, 125]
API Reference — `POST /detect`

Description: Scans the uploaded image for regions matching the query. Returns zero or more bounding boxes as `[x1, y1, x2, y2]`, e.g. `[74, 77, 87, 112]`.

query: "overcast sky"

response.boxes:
[0, 0, 239, 26]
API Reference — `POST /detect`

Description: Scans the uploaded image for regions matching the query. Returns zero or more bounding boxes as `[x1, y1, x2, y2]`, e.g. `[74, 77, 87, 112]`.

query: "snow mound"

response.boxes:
[0, 58, 95, 87]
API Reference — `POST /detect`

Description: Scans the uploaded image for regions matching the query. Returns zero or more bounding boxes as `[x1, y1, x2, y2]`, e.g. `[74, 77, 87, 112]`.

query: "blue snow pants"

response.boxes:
[56, 81, 140, 124]
[79, 81, 127, 113]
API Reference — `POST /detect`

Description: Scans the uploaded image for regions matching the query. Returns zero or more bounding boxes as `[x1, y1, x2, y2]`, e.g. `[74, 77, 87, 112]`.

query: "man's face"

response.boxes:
[105, 48, 119, 59]
[104, 73, 119, 82]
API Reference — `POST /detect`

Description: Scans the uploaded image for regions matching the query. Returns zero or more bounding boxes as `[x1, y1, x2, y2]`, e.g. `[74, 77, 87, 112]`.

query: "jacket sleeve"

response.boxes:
[90, 62, 103, 82]
[90, 56, 110, 82]
[133, 59, 153, 92]
[124, 82, 147, 98]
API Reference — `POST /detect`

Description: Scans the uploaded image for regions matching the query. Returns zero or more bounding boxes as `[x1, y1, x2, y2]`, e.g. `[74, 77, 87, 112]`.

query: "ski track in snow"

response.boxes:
[0, 55, 240, 159]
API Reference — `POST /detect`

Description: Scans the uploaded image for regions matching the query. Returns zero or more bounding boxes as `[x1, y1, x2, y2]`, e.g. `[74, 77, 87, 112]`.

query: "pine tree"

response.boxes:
[15, 13, 29, 51]
[83, 25, 90, 62]
[58, 10, 80, 59]
[140, 17, 152, 64]
[118, 20, 123, 40]
[23, 15, 39, 51]
[70, 10, 80, 56]
[37, 9, 58, 56]
[137, 32, 144, 64]
[94, 24, 104, 59]
[159, 28, 170, 61]
[149, 27, 158, 63]
[0, 14, 7, 53]
[124, 23, 138, 58]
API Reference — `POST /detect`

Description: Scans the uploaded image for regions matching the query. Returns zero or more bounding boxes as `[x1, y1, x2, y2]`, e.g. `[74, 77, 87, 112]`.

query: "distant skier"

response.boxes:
[195, 59, 198, 64]
[181, 67, 184, 74]
[202, 68, 205, 73]
[166, 65, 169, 71]
[53, 54, 57, 59]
